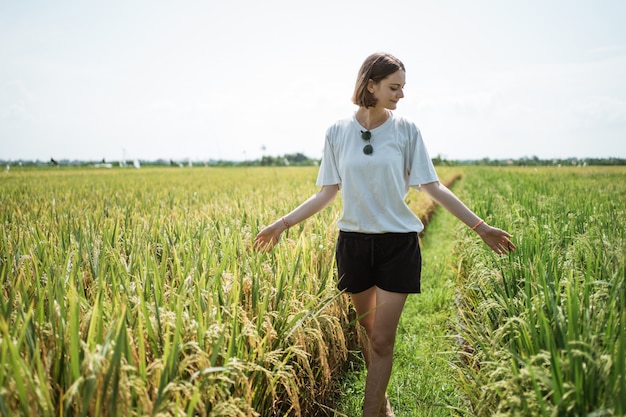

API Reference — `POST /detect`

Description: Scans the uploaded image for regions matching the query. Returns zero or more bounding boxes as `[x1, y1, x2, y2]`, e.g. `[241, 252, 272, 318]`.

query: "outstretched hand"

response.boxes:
[253, 223, 283, 253]
[476, 223, 516, 255]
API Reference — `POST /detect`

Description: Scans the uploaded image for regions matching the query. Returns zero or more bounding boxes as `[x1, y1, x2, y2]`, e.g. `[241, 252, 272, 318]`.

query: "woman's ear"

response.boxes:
[367, 79, 376, 94]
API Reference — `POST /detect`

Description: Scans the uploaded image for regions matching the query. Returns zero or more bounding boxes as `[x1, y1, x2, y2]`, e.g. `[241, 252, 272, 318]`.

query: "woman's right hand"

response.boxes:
[252, 185, 339, 253]
[253, 222, 284, 252]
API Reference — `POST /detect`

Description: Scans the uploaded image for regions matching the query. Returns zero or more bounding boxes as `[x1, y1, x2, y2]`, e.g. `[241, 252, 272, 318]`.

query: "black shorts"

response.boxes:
[335, 231, 422, 294]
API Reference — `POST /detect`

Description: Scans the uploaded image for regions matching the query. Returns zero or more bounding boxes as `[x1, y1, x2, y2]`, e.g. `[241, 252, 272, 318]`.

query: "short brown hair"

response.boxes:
[352, 52, 405, 108]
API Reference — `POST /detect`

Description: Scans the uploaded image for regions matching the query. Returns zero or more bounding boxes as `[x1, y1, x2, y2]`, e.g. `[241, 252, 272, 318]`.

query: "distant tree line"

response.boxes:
[431, 154, 626, 167]
[1, 154, 625, 168]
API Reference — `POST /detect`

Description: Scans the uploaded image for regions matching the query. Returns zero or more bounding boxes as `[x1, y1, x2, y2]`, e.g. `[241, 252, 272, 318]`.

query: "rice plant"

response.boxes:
[0, 166, 356, 416]
[451, 167, 626, 417]
[0, 165, 456, 416]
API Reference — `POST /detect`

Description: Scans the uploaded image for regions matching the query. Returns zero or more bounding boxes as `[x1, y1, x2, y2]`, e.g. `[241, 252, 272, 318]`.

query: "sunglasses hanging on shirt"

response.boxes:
[361, 130, 373, 155]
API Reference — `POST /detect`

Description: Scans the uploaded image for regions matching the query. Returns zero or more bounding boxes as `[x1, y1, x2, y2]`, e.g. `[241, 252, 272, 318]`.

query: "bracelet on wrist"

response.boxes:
[471, 219, 484, 231]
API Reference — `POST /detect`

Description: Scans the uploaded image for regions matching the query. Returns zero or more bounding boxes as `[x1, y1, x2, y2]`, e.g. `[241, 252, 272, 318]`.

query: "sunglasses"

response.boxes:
[361, 130, 373, 155]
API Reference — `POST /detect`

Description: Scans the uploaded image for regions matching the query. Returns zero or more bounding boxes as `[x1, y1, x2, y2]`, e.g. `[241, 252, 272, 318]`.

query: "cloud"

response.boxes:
[2, 1, 626, 160]
[0, 80, 38, 121]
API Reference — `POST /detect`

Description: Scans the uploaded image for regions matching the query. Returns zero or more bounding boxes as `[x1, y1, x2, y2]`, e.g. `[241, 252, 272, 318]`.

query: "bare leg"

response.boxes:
[351, 286, 377, 364]
[351, 287, 407, 417]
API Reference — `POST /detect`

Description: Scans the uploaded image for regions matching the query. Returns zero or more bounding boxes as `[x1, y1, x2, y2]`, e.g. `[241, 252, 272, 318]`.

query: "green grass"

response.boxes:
[390, 206, 467, 416]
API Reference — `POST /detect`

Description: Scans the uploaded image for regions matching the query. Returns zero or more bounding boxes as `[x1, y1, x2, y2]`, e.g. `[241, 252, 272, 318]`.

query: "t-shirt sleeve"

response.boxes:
[316, 133, 342, 186]
[407, 128, 439, 188]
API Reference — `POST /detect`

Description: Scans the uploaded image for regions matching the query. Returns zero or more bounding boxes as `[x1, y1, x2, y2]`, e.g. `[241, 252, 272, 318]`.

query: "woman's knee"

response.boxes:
[369, 332, 395, 357]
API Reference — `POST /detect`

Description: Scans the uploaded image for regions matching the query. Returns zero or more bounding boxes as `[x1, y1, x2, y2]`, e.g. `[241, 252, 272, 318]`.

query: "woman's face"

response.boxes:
[369, 70, 405, 110]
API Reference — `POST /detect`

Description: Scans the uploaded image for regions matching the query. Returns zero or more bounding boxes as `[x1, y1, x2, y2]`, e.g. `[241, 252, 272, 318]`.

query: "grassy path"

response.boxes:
[335, 195, 466, 416]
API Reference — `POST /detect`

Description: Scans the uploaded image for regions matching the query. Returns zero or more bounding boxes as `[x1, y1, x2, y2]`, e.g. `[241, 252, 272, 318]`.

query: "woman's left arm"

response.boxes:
[420, 181, 515, 255]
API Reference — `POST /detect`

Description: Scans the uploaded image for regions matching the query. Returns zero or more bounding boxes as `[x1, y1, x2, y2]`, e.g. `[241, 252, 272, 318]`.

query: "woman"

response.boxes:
[253, 52, 515, 417]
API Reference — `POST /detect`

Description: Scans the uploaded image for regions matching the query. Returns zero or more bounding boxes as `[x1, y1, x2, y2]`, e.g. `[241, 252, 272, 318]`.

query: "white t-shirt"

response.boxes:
[316, 112, 439, 233]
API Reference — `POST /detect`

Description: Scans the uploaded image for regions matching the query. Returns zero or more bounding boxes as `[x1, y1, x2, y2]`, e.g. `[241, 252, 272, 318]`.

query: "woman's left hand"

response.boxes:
[475, 223, 516, 255]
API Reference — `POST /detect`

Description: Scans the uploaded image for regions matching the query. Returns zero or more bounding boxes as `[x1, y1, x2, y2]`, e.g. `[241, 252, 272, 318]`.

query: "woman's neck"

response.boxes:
[355, 107, 390, 131]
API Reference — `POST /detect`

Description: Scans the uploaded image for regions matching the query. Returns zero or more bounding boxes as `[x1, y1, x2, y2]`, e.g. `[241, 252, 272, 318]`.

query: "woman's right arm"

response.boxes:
[253, 184, 340, 252]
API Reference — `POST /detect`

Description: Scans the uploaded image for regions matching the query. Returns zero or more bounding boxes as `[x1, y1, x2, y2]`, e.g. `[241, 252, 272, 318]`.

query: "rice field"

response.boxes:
[1, 166, 351, 416]
[452, 166, 625, 417]
[0, 165, 624, 416]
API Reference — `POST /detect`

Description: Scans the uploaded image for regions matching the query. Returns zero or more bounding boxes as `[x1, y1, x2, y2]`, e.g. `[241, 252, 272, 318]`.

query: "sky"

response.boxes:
[1, 0, 626, 162]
